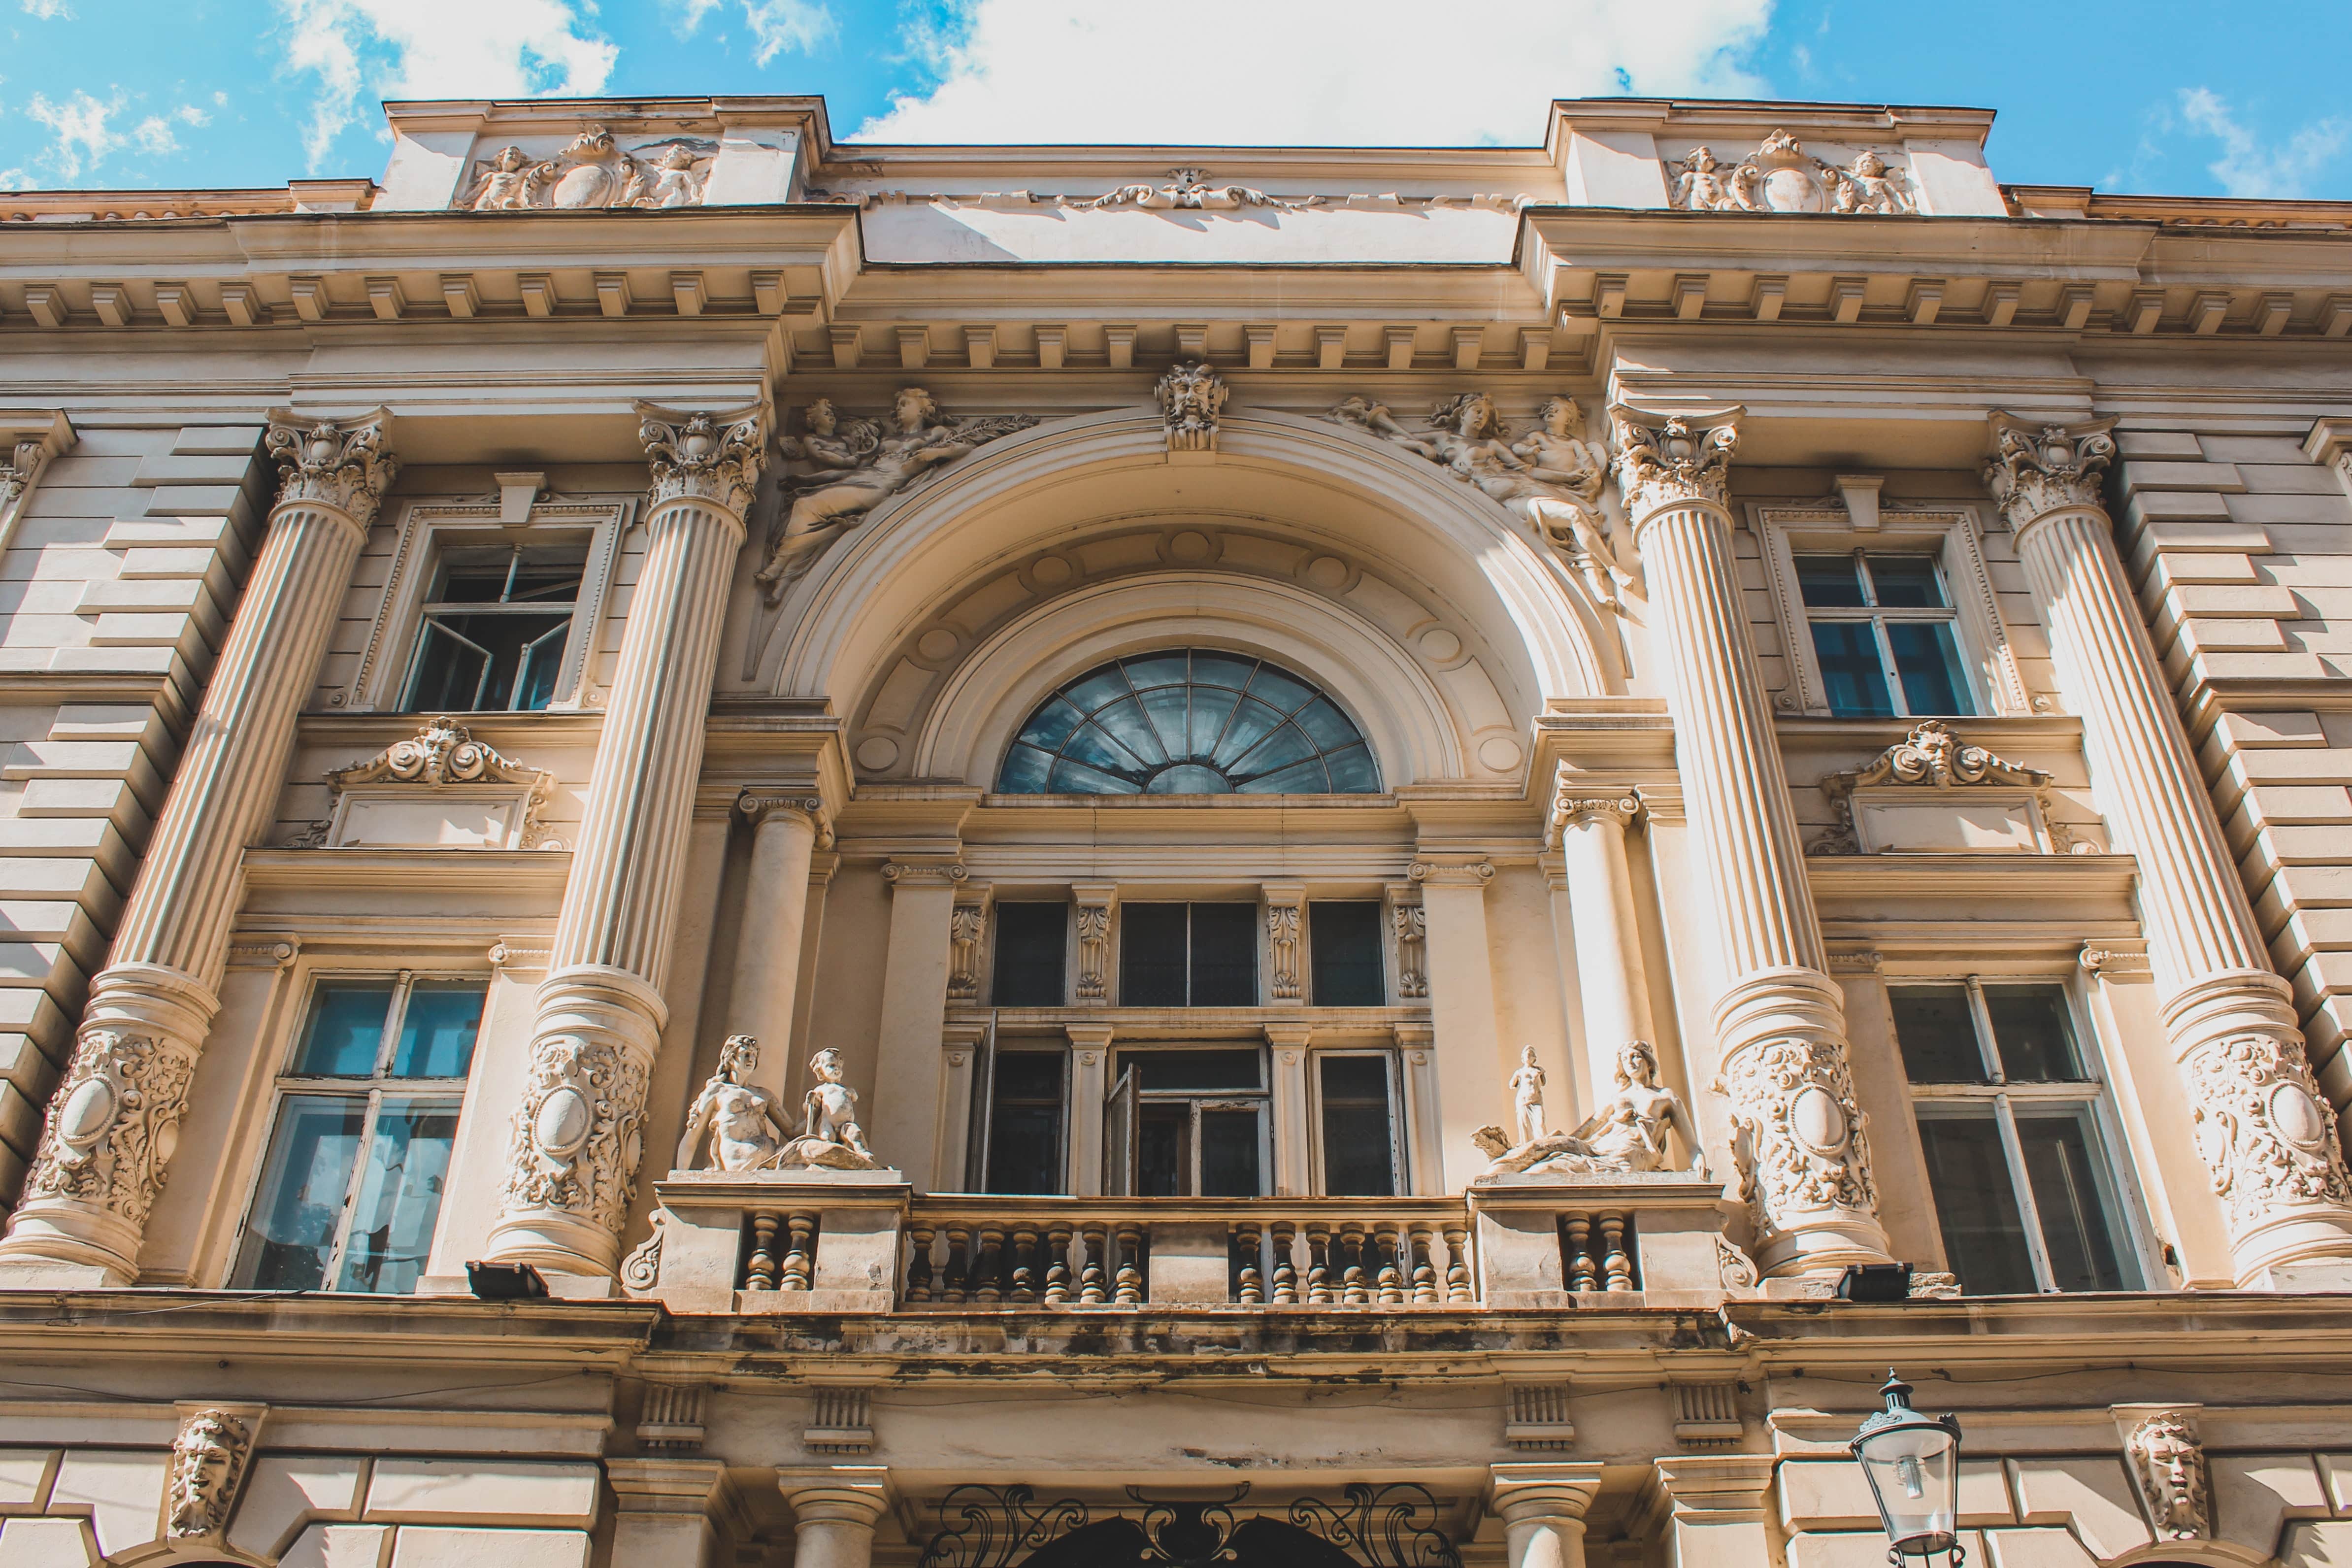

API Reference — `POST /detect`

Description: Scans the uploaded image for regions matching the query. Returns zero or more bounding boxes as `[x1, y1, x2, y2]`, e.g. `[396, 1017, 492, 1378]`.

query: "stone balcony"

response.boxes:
[637, 1169, 1742, 1315]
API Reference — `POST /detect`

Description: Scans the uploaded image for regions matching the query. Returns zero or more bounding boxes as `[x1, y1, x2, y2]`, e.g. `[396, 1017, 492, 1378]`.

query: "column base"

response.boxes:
[1749, 1208, 1891, 1279]
[0, 1255, 132, 1290]
[482, 1209, 629, 1283]
[0, 1195, 150, 1285]
[2229, 1203, 2352, 1287]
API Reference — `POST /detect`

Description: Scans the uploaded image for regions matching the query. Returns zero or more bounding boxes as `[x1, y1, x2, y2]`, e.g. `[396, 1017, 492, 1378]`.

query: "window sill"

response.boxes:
[956, 1004, 1431, 1034]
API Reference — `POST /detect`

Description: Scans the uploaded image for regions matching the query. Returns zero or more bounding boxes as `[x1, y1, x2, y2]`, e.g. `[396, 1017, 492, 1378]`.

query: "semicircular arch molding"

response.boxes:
[755, 407, 1619, 725]
[916, 572, 1464, 788]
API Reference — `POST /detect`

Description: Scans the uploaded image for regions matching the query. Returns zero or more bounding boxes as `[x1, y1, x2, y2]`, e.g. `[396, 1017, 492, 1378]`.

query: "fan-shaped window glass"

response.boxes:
[997, 650, 1381, 796]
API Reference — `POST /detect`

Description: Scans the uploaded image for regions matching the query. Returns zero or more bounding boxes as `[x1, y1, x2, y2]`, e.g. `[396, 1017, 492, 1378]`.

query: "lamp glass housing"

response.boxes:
[1850, 1374, 1962, 1559]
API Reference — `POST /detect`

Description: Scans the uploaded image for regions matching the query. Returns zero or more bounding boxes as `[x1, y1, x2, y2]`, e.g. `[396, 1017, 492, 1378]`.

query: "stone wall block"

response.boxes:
[363, 1460, 598, 1529]
[386, 1527, 591, 1568]
[2008, 1457, 2151, 1562]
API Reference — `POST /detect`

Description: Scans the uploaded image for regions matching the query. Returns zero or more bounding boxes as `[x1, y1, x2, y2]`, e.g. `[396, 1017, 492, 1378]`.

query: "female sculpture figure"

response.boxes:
[1474, 1040, 1708, 1177]
[1510, 1044, 1547, 1148]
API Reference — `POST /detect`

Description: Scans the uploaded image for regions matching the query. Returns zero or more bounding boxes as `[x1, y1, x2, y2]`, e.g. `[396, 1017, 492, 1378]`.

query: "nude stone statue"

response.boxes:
[1510, 1044, 1547, 1149]
[676, 1036, 881, 1172]
[1474, 1040, 1708, 1179]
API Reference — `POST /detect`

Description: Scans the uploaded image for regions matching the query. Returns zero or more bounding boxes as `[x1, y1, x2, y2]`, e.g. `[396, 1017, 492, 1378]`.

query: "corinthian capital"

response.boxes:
[264, 409, 398, 527]
[1984, 412, 2117, 531]
[636, 401, 769, 516]
[1608, 404, 1743, 523]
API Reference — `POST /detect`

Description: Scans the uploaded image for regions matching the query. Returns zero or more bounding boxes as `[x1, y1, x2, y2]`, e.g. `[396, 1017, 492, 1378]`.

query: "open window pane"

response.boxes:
[1889, 986, 1988, 1083]
[296, 985, 395, 1076]
[234, 1097, 366, 1291]
[985, 1053, 1066, 1195]
[1983, 986, 2086, 1082]
[1809, 621, 1896, 717]
[1915, 1109, 2038, 1295]
[405, 622, 492, 712]
[390, 982, 486, 1078]
[1309, 901, 1385, 1006]
[991, 903, 1068, 1006]
[2016, 1108, 2132, 1292]
[334, 1098, 458, 1295]
[1319, 1055, 1396, 1197]
[1886, 621, 1973, 716]
[1119, 903, 1188, 1006]
[1137, 1103, 1189, 1197]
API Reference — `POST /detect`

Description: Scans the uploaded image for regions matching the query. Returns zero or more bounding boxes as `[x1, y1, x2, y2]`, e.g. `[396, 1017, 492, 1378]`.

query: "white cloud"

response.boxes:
[274, 0, 619, 171]
[132, 103, 209, 157]
[742, 0, 834, 65]
[20, 0, 71, 19]
[670, 0, 723, 31]
[856, 0, 1771, 145]
[2178, 87, 2349, 200]
[25, 89, 126, 180]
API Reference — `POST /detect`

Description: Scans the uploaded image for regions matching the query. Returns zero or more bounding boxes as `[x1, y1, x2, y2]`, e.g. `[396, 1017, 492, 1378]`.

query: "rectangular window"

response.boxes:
[1318, 1053, 1398, 1197]
[1795, 551, 1975, 718]
[1309, 901, 1385, 1006]
[1892, 978, 2136, 1295]
[402, 544, 586, 713]
[1112, 1046, 1265, 1197]
[982, 1051, 1066, 1195]
[990, 903, 1068, 1006]
[1119, 902, 1258, 1006]
[232, 975, 486, 1295]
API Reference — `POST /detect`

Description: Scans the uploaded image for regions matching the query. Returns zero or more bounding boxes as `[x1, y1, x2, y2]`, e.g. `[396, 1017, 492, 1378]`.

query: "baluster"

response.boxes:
[942, 1225, 970, 1305]
[1340, 1224, 1369, 1305]
[1375, 1223, 1405, 1304]
[1113, 1220, 1145, 1306]
[1408, 1223, 1439, 1304]
[1009, 1225, 1039, 1304]
[1305, 1222, 1333, 1305]
[905, 1224, 935, 1303]
[1600, 1210, 1634, 1292]
[1564, 1213, 1597, 1293]
[1044, 1223, 1073, 1305]
[973, 1226, 1005, 1304]
[1270, 1221, 1299, 1305]
[1234, 1219, 1265, 1305]
[1078, 1222, 1108, 1305]
[743, 1211, 781, 1291]
[779, 1213, 816, 1292]
[1442, 1223, 1473, 1304]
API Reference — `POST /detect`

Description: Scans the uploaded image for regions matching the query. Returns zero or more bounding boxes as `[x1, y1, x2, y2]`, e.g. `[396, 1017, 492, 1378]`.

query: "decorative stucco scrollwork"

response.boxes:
[460, 125, 716, 211]
[2186, 1030, 2352, 1230]
[636, 401, 769, 517]
[1668, 131, 1914, 215]
[20, 1028, 197, 1233]
[1714, 1035, 1880, 1235]
[501, 1033, 650, 1240]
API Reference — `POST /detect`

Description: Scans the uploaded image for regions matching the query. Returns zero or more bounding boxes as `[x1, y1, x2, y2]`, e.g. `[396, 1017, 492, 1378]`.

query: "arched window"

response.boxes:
[996, 649, 1381, 795]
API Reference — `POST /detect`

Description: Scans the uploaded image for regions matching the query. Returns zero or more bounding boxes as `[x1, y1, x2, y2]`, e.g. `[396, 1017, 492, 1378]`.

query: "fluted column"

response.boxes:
[0, 413, 397, 1284]
[1489, 1464, 1606, 1568]
[1548, 773, 1656, 1111]
[1609, 405, 1888, 1276]
[1989, 413, 2352, 1282]
[729, 791, 825, 1098]
[484, 402, 767, 1282]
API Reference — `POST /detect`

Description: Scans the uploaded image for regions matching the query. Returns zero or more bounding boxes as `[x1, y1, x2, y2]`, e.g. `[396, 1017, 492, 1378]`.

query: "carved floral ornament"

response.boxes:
[807, 182, 1532, 215]
[286, 717, 560, 851]
[502, 1031, 652, 1240]
[264, 409, 399, 529]
[1714, 1034, 1880, 1236]
[2186, 1029, 2352, 1234]
[20, 1026, 199, 1233]
[460, 124, 716, 211]
[1668, 130, 1916, 215]
[1608, 405, 1742, 521]
[1808, 719, 2081, 855]
[1984, 413, 2118, 532]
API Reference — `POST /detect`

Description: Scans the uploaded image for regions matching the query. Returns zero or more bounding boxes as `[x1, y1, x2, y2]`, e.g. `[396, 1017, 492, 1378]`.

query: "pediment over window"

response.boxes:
[290, 717, 561, 850]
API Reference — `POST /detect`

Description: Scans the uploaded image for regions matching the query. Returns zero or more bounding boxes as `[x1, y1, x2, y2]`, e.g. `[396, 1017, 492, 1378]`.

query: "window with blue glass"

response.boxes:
[995, 649, 1381, 795]
[232, 975, 486, 1295]
[402, 544, 584, 713]
[1795, 551, 1977, 719]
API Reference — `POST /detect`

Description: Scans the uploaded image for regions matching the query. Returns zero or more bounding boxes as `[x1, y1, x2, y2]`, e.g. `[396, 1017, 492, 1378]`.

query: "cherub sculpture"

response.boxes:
[1474, 1040, 1708, 1179]
[756, 390, 1038, 602]
[1829, 149, 1913, 215]
[1669, 145, 1738, 212]
[467, 145, 546, 211]
[633, 143, 704, 208]
[800, 1047, 876, 1165]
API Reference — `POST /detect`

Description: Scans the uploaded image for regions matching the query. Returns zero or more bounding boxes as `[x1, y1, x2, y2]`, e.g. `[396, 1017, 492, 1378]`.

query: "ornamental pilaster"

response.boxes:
[484, 402, 768, 1283]
[1544, 771, 1655, 1108]
[0, 411, 397, 1284]
[730, 791, 829, 1094]
[1607, 404, 1888, 1276]
[1989, 411, 2352, 1282]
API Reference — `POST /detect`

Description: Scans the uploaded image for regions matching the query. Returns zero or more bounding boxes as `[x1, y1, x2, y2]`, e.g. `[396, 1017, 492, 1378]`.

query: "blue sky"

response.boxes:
[0, 0, 2344, 201]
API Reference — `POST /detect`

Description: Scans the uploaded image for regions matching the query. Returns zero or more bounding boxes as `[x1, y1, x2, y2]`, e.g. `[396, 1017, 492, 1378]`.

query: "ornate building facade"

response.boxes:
[0, 93, 2348, 1568]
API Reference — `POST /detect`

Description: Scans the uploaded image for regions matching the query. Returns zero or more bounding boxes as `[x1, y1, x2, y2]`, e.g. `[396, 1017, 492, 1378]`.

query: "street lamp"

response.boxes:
[1849, 1370, 1964, 1566]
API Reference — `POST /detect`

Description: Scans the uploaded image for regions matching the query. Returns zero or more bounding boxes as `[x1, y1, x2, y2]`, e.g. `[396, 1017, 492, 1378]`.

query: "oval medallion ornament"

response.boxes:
[1789, 1085, 1849, 1154]
[534, 1086, 593, 1159]
[2270, 1081, 2329, 1152]
[57, 1075, 118, 1148]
